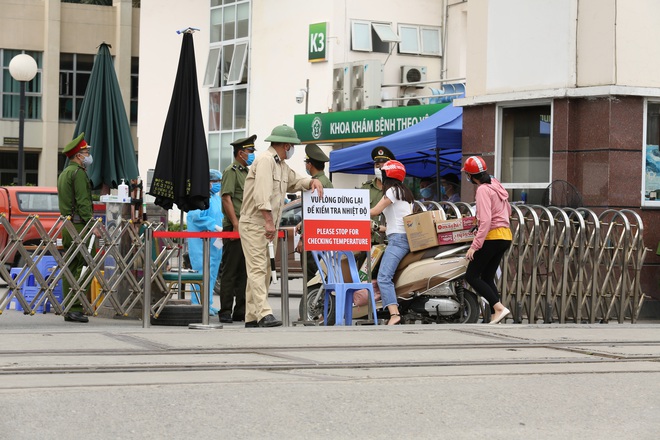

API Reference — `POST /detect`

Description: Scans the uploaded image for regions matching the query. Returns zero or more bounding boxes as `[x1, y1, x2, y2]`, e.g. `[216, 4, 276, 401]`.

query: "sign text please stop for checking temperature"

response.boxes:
[302, 189, 370, 251]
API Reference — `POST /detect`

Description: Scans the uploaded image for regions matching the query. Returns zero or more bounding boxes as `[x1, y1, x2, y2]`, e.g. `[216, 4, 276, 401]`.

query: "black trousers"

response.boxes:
[465, 239, 511, 308]
[219, 226, 247, 319]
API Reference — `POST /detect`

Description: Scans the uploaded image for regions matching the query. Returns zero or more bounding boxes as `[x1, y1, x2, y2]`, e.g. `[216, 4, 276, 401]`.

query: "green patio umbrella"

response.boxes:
[73, 42, 139, 192]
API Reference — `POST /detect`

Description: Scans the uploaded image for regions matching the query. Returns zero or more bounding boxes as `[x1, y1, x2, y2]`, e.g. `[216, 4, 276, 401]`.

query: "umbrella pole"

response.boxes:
[435, 148, 442, 201]
[178, 210, 183, 299]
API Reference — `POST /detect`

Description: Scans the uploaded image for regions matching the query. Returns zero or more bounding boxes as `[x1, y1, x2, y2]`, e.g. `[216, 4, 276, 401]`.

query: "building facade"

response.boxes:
[456, 0, 660, 300]
[0, 0, 139, 186]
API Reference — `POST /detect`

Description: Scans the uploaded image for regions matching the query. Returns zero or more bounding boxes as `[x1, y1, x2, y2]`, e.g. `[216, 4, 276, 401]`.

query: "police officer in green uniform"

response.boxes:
[361, 146, 396, 243]
[218, 135, 256, 323]
[57, 133, 99, 323]
[296, 143, 334, 280]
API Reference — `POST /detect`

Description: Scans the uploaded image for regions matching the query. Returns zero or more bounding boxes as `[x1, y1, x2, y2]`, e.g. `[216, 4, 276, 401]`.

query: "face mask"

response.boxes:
[440, 186, 447, 196]
[285, 145, 295, 160]
[374, 167, 382, 179]
[465, 173, 473, 184]
[81, 154, 93, 167]
[305, 167, 311, 176]
[420, 187, 433, 199]
[210, 183, 221, 194]
[245, 152, 255, 166]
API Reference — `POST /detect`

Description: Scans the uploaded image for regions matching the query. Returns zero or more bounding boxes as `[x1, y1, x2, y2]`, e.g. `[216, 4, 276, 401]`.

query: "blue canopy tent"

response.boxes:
[328, 103, 463, 179]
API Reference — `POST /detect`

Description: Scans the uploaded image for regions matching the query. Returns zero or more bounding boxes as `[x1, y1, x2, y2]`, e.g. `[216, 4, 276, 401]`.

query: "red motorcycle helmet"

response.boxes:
[461, 156, 487, 174]
[381, 160, 406, 182]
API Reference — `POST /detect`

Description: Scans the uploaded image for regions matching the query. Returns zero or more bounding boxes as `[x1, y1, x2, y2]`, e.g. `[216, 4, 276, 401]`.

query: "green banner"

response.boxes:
[294, 103, 449, 143]
[308, 22, 327, 62]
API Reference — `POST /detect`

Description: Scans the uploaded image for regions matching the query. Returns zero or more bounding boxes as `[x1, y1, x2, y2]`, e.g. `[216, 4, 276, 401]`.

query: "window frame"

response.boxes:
[1, 49, 43, 120]
[496, 100, 553, 204]
[397, 24, 442, 56]
[58, 52, 94, 122]
[226, 42, 248, 85]
[207, 0, 251, 173]
[351, 20, 399, 53]
[642, 99, 660, 208]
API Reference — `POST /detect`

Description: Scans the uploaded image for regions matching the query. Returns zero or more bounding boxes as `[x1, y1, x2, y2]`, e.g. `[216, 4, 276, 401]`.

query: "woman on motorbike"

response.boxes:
[370, 160, 414, 325]
[462, 156, 512, 324]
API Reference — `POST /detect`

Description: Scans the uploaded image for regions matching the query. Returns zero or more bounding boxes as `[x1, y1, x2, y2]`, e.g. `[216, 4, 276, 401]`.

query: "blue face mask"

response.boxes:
[246, 152, 255, 166]
[420, 187, 433, 199]
[210, 183, 221, 194]
[440, 186, 446, 196]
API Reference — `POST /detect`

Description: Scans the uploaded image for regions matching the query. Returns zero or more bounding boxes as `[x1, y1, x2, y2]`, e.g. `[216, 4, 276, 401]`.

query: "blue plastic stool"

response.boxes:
[312, 251, 378, 326]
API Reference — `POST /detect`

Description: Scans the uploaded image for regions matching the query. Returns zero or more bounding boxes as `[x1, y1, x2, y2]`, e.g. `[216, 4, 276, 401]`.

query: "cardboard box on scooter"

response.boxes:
[403, 210, 444, 252]
[437, 229, 476, 245]
[435, 216, 477, 233]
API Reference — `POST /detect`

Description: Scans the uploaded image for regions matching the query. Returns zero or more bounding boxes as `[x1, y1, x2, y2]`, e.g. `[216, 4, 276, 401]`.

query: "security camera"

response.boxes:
[295, 89, 305, 104]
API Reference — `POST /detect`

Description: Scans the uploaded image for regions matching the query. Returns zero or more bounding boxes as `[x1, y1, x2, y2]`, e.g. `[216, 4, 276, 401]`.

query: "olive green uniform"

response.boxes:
[57, 162, 94, 311]
[219, 160, 248, 319]
[239, 146, 313, 323]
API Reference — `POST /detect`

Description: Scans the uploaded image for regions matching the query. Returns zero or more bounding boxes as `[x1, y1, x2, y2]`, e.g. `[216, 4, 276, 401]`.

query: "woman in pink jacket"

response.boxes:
[462, 156, 512, 324]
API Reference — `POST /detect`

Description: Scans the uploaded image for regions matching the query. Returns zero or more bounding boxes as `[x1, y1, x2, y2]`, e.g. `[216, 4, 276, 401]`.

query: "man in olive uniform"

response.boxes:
[361, 146, 396, 243]
[57, 132, 100, 323]
[218, 135, 256, 324]
[239, 124, 324, 328]
[296, 143, 333, 280]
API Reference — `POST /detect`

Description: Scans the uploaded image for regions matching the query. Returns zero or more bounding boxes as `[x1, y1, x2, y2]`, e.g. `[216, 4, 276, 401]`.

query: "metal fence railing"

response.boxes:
[0, 203, 649, 326]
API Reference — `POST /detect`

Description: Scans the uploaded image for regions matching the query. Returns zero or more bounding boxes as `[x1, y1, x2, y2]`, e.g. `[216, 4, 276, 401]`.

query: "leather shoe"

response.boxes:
[245, 320, 259, 328]
[64, 311, 89, 323]
[258, 314, 282, 327]
[232, 312, 245, 322]
[218, 313, 233, 323]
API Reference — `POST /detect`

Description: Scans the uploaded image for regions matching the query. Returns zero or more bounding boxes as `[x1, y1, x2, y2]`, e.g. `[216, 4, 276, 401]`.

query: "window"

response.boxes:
[398, 25, 442, 56]
[0, 151, 39, 185]
[208, 0, 250, 172]
[227, 42, 248, 85]
[351, 20, 399, 53]
[498, 104, 552, 204]
[211, 0, 249, 43]
[643, 101, 660, 207]
[1, 49, 42, 120]
[130, 57, 139, 124]
[59, 53, 94, 121]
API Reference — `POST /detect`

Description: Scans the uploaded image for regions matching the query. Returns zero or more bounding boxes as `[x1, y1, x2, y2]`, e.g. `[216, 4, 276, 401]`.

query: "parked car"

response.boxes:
[0, 186, 61, 269]
[275, 198, 303, 278]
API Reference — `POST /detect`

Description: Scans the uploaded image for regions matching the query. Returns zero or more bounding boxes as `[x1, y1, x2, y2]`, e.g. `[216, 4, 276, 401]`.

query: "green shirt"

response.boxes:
[312, 171, 333, 189]
[221, 160, 248, 229]
[57, 163, 93, 222]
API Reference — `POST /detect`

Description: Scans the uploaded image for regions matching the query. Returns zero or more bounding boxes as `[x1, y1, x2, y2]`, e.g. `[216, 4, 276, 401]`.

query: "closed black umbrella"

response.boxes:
[74, 42, 139, 192]
[149, 31, 209, 212]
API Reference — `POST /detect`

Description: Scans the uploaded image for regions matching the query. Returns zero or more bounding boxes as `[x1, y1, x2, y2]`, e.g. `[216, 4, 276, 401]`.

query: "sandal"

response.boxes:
[388, 313, 402, 325]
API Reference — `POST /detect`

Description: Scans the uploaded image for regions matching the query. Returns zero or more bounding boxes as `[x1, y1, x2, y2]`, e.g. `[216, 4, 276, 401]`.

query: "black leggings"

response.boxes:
[465, 240, 511, 308]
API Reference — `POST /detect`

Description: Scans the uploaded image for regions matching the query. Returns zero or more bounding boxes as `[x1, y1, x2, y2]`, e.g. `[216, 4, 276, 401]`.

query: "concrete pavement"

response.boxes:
[1, 281, 659, 439]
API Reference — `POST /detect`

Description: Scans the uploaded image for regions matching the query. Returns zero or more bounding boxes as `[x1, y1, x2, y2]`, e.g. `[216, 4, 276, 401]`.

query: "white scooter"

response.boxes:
[299, 242, 488, 325]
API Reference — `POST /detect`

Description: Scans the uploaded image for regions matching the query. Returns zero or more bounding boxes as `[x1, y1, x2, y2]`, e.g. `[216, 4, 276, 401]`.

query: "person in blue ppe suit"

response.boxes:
[186, 169, 224, 316]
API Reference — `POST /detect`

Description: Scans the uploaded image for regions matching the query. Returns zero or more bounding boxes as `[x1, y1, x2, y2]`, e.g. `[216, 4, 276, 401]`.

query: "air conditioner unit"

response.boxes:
[399, 94, 427, 107]
[401, 65, 427, 88]
[332, 63, 351, 112]
[350, 60, 382, 110]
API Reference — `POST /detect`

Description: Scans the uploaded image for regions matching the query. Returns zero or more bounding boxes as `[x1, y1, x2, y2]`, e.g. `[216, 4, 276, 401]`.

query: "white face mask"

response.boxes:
[374, 167, 382, 180]
[81, 154, 93, 167]
[285, 145, 295, 160]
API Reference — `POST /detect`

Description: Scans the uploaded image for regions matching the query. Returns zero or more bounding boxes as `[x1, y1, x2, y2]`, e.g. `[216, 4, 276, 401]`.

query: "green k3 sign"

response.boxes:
[309, 22, 327, 62]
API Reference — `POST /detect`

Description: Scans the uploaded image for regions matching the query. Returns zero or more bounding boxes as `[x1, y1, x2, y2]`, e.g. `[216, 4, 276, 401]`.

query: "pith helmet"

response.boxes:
[264, 124, 301, 144]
